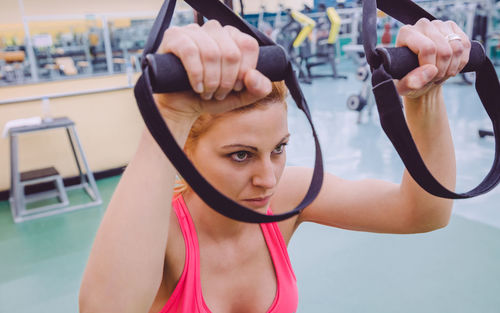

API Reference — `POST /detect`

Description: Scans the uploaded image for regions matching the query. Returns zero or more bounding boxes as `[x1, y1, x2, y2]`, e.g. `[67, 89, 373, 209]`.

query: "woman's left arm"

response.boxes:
[287, 19, 471, 234]
[394, 18, 471, 230]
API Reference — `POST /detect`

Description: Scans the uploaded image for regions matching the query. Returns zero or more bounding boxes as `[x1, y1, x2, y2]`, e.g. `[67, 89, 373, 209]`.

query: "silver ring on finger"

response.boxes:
[445, 33, 461, 42]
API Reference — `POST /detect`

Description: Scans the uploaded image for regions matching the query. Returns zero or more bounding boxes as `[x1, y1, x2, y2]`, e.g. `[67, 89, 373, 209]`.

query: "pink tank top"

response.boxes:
[159, 195, 298, 313]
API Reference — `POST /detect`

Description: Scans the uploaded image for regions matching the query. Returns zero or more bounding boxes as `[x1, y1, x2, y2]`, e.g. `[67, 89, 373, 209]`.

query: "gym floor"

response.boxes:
[1, 60, 500, 313]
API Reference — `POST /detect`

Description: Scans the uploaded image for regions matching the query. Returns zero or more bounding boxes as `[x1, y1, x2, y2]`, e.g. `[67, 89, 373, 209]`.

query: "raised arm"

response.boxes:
[290, 19, 470, 234]
[79, 21, 271, 313]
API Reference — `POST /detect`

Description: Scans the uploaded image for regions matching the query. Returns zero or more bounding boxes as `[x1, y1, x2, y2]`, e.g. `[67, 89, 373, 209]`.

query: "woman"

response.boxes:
[79, 17, 471, 313]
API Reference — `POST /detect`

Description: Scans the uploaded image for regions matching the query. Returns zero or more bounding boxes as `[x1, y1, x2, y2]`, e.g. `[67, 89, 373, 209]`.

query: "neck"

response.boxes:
[182, 189, 260, 242]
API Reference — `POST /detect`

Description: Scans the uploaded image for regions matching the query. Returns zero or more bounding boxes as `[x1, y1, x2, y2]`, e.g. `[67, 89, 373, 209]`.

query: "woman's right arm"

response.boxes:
[79, 21, 271, 313]
[79, 121, 192, 313]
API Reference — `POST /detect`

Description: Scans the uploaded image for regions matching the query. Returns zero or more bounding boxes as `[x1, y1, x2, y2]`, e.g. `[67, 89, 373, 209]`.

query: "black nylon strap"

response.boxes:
[142, 0, 177, 58]
[135, 0, 324, 222]
[364, 0, 500, 198]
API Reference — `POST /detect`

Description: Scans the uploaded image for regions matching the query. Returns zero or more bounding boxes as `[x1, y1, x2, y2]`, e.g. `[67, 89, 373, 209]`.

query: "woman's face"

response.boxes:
[189, 102, 289, 211]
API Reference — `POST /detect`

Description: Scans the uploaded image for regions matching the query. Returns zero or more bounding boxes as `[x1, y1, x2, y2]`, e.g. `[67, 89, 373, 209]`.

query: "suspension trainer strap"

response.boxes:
[363, 0, 500, 198]
[134, 0, 324, 222]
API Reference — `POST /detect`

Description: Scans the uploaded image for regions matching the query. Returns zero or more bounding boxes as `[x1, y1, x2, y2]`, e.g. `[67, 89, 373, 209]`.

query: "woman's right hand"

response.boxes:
[153, 21, 273, 126]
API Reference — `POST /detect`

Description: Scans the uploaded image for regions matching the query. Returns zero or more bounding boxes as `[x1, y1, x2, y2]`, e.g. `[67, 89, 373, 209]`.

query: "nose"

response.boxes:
[252, 158, 277, 189]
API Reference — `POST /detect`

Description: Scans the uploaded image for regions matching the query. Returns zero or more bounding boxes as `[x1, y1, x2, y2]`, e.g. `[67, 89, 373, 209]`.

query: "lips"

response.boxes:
[242, 195, 272, 207]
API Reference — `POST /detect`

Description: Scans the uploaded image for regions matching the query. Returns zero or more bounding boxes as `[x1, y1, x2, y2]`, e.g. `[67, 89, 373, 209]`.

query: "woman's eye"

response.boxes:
[273, 143, 287, 154]
[231, 151, 249, 162]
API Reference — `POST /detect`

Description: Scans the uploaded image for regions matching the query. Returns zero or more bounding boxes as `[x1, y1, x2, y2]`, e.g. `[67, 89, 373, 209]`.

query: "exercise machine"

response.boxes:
[343, 44, 375, 123]
[300, 7, 348, 80]
[274, 9, 315, 83]
[275, 7, 346, 83]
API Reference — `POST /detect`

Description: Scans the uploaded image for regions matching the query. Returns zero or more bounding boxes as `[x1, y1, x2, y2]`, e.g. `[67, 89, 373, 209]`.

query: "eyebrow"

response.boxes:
[221, 134, 290, 151]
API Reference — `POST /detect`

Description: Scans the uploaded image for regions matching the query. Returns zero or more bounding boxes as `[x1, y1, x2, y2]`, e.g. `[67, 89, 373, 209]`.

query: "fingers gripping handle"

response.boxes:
[377, 41, 485, 80]
[147, 45, 288, 93]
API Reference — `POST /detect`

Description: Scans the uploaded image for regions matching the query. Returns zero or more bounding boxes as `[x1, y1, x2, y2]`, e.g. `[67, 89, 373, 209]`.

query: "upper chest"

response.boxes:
[198, 232, 279, 312]
[150, 217, 283, 313]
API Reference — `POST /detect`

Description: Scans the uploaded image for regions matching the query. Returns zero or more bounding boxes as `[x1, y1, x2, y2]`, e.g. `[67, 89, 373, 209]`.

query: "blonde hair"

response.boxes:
[174, 81, 288, 194]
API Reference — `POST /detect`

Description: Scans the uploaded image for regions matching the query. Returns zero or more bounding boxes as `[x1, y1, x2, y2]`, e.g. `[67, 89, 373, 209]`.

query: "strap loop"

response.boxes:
[134, 0, 324, 222]
[364, 0, 500, 199]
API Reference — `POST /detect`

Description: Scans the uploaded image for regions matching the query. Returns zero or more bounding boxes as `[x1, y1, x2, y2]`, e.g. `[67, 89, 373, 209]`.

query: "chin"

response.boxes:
[240, 200, 270, 212]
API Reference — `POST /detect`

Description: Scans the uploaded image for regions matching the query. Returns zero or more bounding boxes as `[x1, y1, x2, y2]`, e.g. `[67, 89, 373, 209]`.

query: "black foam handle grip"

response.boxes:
[376, 40, 485, 80]
[147, 45, 288, 93]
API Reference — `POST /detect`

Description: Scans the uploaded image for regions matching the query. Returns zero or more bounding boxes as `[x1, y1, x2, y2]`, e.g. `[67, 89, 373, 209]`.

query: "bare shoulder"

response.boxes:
[270, 166, 314, 242]
[272, 166, 313, 213]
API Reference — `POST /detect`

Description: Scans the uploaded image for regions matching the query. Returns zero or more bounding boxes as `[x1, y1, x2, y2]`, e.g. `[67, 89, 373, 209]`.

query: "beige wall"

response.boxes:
[0, 74, 144, 191]
[1, 0, 313, 24]
[1, 0, 165, 24]
[1, 0, 23, 25]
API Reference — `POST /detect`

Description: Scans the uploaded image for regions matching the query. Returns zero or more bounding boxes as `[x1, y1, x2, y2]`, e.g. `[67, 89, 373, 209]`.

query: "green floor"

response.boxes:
[291, 216, 500, 312]
[0, 177, 118, 313]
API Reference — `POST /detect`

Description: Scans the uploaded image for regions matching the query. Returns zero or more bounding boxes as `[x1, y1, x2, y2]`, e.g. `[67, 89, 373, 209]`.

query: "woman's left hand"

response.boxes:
[394, 18, 471, 98]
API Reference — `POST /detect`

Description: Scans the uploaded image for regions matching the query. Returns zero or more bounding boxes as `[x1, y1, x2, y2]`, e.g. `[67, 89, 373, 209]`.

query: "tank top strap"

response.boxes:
[260, 208, 299, 312]
[160, 194, 207, 312]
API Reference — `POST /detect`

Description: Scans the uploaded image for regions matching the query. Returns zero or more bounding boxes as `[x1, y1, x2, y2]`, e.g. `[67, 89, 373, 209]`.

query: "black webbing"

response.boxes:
[135, 0, 324, 222]
[363, 0, 500, 198]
